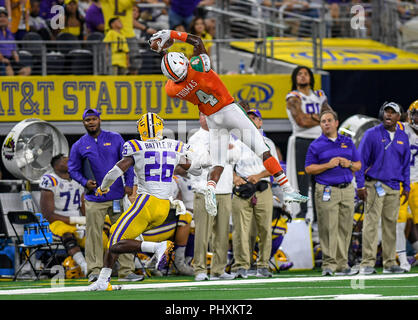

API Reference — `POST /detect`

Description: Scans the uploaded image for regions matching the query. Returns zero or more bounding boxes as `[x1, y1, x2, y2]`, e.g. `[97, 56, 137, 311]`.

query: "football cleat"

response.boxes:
[283, 191, 309, 203]
[204, 184, 217, 216]
[155, 240, 174, 271]
[137, 112, 164, 141]
[87, 280, 112, 291]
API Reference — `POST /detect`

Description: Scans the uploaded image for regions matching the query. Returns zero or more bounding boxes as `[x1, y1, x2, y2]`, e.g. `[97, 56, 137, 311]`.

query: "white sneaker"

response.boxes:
[204, 185, 217, 216]
[195, 273, 209, 281]
[154, 240, 174, 271]
[210, 272, 236, 280]
[87, 280, 112, 291]
[400, 263, 411, 272]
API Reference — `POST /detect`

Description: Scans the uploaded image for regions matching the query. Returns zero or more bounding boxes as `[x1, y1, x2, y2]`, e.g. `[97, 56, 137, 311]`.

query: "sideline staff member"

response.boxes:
[305, 110, 361, 276]
[356, 102, 410, 275]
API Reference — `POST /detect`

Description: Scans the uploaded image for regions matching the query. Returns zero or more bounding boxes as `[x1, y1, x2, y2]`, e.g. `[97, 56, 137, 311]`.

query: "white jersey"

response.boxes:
[39, 172, 84, 217]
[404, 123, 418, 183]
[175, 175, 194, 211]
[122, 138, 191, 200]
[286, 89, 327, 139]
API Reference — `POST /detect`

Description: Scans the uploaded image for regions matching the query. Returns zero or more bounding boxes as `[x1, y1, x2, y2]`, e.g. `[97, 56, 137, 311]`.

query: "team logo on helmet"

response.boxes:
[161, 52, 189, 82]
[137, 112, 164, 141]
[408, 100, 418, 130]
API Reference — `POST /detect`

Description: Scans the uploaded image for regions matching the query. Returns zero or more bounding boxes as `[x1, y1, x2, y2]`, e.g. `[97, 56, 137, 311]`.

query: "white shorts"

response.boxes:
[205, 102, 269, 167]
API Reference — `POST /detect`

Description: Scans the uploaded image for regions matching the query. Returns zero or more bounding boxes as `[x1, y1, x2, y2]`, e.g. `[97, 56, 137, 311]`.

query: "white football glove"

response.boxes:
[169, 197, 186, 216]
[149, 29, 171, 52]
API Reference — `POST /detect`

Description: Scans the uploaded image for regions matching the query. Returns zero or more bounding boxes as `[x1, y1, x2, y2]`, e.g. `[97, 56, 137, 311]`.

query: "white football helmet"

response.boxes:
[161, 52, 189, 82]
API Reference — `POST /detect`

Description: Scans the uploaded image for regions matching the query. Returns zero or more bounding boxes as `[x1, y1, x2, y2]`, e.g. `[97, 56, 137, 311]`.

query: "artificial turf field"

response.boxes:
[0, 267, 417, 301]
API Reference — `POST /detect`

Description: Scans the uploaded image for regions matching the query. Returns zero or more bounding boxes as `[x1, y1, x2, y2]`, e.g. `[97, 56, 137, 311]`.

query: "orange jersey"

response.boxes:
[165, 55, 234, 116]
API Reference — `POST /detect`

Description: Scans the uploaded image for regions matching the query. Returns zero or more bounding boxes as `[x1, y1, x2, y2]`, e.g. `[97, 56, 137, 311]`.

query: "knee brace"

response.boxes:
[63, 235, 79, 254]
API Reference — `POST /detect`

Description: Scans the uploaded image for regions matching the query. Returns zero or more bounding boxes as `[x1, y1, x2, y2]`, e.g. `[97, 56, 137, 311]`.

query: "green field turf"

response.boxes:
[0, 267, 417, 301]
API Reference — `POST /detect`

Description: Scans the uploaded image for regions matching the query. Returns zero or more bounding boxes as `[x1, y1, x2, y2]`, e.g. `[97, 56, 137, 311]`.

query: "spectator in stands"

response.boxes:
[133, 4, 157, 41]
[187, 112, 237, 281]
[68, 108, 140, 283]
[231, 109, 278, 279]
[60, 0, 85, 40]
[39, 154, 89, 277]
[100, 0, 141, 74]
[0, 6, 31, 75]
[103, 17, 130, 75]
[138, 0, 169, 31]
[189, 16, 212, 57]
[85, 0, 104, 34]
[0, 1, 11, 28]
[305, 110, 361, 276]
[10, 0, 30, 40]
[28, 0, 52, 40]
[166, 0, 201, 30]
[39, 0, 63, 20]
[356, 102, 410, 275]
[78, 0, 90, 18]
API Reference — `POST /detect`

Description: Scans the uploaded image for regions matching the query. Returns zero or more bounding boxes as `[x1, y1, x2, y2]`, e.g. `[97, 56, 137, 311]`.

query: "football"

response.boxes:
[150, 37, 174, 52]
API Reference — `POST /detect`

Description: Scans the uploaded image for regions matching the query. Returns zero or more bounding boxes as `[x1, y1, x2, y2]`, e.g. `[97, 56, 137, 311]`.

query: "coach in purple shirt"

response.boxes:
[355, 102, 410, 275]
[68, 108, 140, 282]
[305, 110, 361, 277]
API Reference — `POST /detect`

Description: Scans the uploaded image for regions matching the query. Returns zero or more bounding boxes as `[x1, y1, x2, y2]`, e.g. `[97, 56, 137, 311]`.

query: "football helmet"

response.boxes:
[62, 256, 83, 279]
[161, 52, 189, 82]
[137, 112, 164, 141]
[408, 100, 418, 130]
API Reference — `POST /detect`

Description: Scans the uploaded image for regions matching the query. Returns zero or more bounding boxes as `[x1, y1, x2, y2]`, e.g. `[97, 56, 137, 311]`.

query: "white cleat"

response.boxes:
[204, 185, 217, 216]
[283, 191, 309, 203]
[400, 263, 411, 272]
[87, 280, 112, 291]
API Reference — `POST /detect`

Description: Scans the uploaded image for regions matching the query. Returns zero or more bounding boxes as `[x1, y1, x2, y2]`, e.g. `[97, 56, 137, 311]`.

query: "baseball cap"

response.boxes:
[0, 7, 8, 16]
[383, 102, 401, 115]
[82, 108, 101, 120]
[247, 108, 262, 119]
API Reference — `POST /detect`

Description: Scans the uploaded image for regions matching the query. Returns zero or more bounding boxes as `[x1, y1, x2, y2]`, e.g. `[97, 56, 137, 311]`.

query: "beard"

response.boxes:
[298, 82, 309, 88]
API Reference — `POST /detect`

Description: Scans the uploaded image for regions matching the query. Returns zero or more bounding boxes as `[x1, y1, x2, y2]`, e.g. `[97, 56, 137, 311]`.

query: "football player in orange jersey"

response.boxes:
[149, 30, 308, 217]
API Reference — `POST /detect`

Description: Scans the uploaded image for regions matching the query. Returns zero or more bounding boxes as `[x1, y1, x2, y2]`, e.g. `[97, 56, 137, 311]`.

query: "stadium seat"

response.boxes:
[21, 32, 43, 59]
[56, 32, 81, 54]
[86, 32, 104, 42]
[66, 49, 93, 75]
[18, 50, 33, 69]
[137, 49, 163, 75]
[46, 51, 66, 75]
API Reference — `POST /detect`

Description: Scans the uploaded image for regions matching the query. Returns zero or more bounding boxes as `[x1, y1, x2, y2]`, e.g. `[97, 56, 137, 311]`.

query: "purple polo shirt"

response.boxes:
[85, 3, 104, 33]
[305, 133, 360, 186]
[68, 129, 134, 202]
[170, 0, 201, 17]
[355, 123, 410, 191]
[0, 28, 17, 58]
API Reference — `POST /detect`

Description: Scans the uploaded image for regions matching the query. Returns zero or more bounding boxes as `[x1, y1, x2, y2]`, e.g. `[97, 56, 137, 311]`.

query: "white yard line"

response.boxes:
[0, 273, 417, 296]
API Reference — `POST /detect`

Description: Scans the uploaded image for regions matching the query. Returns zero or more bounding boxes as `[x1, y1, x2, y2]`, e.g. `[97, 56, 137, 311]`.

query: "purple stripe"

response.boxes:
[110, 194, 144, 245]
[127, 140, 137, 152]
[116, 194, 150, 243]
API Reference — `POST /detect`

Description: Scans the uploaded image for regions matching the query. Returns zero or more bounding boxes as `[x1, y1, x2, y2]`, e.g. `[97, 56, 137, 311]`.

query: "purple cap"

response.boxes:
[82, 108, 101, 120]
[247, 108, 262, 119]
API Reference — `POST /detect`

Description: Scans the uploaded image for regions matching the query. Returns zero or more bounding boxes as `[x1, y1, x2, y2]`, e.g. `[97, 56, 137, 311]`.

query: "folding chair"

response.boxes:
[7, 211, 61, 280]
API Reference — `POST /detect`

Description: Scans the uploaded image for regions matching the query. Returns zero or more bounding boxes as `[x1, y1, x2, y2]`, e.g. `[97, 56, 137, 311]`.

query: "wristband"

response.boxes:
[69, 216, 86, 225]
[170, 30, 188, 42]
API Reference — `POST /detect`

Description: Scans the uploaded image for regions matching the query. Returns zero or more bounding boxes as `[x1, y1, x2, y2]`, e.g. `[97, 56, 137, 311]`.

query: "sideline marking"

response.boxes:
[257, 293, 418, 300]
[0, 273, 417, 296]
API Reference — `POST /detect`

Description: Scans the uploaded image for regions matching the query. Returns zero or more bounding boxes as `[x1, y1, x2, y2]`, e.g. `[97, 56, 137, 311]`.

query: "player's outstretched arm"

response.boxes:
[150, 30, 208, 56]
[97, 156, 134, 195]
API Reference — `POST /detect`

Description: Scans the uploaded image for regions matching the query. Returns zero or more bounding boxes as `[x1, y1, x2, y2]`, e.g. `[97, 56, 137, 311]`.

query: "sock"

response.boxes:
[276, 173, 293, 192]
[263, 156, 283, 176]
[412, 241, 418, 253]
[207, 180, 216, 189]
[397, 251, 409, 266]
[73, 251, 87, 275]
[174, 246, 186, 263]
[98, 267, 112, 283]
[141, 241, 159, 254]
[396, 222, 406, 252]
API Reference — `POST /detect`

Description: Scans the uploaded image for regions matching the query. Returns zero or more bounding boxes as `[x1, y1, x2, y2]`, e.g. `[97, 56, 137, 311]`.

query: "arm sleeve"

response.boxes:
[402, 138, 411, 192]
[120, 138, 134, 188]
[304, 144, 317, 168]
[68, 143, 88, 187]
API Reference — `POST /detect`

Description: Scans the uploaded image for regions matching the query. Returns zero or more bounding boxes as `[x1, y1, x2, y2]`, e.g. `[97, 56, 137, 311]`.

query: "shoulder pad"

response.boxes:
[40, 174, 58, 190]
[190, 54, 211, 72]
[123, 139, 142, 157]
[286, 91, 301, 100]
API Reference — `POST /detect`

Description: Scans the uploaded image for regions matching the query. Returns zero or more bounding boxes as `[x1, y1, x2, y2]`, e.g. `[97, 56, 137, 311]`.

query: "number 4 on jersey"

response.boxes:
[196, 89, 219, 107]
